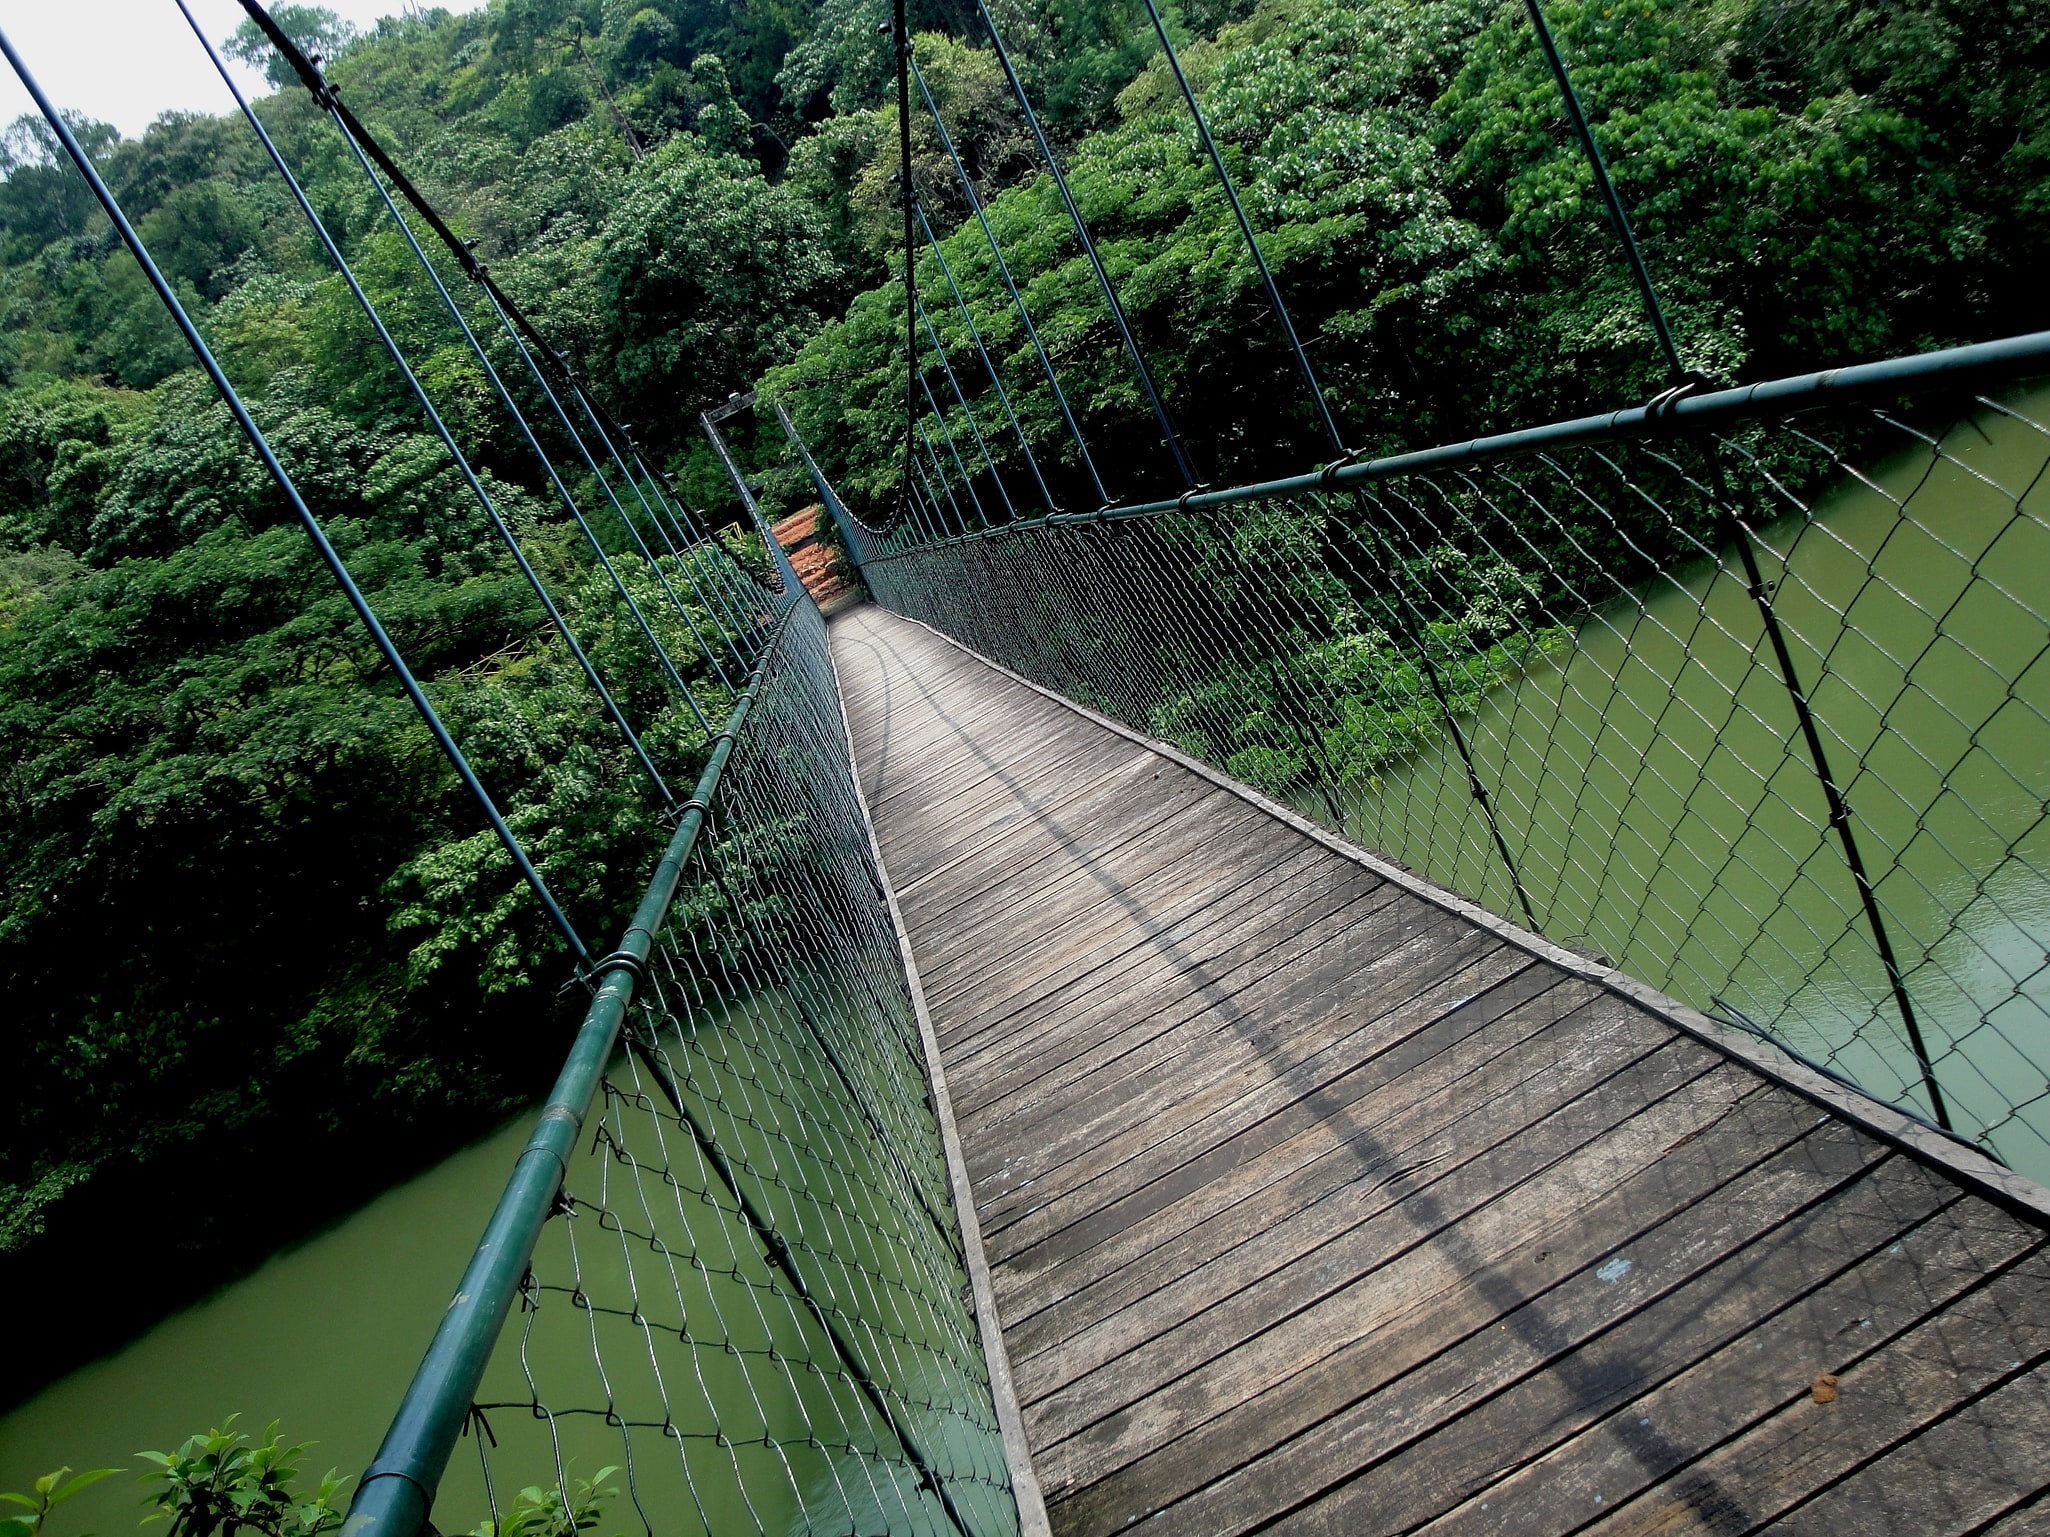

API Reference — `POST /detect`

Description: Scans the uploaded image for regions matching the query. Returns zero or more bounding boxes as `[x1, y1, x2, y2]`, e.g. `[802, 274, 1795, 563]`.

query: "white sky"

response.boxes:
[0, 0, 489, 142]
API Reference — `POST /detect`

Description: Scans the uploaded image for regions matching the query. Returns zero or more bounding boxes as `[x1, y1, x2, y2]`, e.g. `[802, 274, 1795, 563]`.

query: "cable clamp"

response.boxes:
[1643, 370, 1718, 422]
[1319, 446, 1364, 488]
[589, 949, 651, 988]
[1174, 483, 1211, 513]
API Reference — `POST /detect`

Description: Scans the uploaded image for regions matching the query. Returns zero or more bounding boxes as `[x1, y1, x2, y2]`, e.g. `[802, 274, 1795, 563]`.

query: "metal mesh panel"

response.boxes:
[457, 599, 1017, 1537]
[857, 387, 2050, 1180]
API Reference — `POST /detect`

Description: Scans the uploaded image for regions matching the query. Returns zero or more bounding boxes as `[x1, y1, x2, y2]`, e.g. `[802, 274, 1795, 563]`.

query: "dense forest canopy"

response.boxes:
[0, 0, 2042, 1399]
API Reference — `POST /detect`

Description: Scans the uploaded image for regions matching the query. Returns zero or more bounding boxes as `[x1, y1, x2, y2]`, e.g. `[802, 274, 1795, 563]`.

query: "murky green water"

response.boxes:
[1, 980, 998, 1537]
[1342, 386, 2050, 1175]
[0, 1114, 533, 1537]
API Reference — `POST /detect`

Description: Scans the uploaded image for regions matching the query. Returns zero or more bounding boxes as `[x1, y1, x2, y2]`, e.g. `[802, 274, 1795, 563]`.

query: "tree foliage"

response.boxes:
[0, 0, 2040, 1406]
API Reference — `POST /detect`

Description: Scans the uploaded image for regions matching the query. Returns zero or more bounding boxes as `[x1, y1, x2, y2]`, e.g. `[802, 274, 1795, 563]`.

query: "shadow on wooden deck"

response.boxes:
[830, 602, 2050, 1537]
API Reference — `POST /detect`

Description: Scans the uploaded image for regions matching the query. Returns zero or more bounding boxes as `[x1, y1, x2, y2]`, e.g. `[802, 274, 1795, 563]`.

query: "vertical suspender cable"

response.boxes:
[464, 287, 749, 677]
[916, 202, 1056, 514]
[0, 26, 591, 968]
[773, 400, 868, 575]
[329, 117, 715, 733]
[173, 0, 693, 788]
[891, 0, 919, 520]
[231, 0, 752, 694]
[916, 288, 1014, 518]
[1137, 0, 1344, 459]
[1523, 1, 1945, 1122]
[969, 0, 1199, 489]
[917, 421, 970, 534]
[919, 375, 988, 528]
[1521, 0, 1683, 385]
[911, 55, 1107, 506]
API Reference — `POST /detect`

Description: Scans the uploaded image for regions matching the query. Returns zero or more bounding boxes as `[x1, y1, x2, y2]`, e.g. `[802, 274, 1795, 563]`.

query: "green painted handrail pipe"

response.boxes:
[849, 327, 2050, 563]
[341, 598, 797, 1537]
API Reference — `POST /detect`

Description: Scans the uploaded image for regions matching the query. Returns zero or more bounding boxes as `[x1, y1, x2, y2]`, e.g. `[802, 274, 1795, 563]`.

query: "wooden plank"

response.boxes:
[916, 800, 1279, 995]
[887, 747, 1165, 898]
[935, 839, 1334, 1067]
[1063, 1117, 1933, 1536]
[1004, 967, 1605, 1366]
[1388, 1211, 2047, 1537]
[913, 795, 1279, 994]
[975, 919, 1508, 1256]
[857, 681, 1117, 790]
[1248, 1155, 1973, 1536]
[888, 747, 1202, 910]
[942, 862, 1394, 1108]
[866, 711, 1134, 826]
[1026, 1053, 1767, 1492]
[1579, 1251, 2050, 1536]
[964, 880, 1422, 1212]
[1982, 1496, 2050, 1534]
[825, 607, 2050, 1537]
[868, 727, 1141, 842]
[1003, 963, 1579, 1360]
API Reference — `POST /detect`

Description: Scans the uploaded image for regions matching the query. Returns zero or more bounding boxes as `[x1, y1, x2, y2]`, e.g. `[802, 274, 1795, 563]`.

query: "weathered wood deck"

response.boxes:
[829, 603, 2050, 1537]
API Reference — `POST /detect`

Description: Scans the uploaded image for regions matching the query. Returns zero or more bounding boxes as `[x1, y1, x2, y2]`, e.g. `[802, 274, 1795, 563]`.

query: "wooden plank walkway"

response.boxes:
[828, 604, 2050, 1537]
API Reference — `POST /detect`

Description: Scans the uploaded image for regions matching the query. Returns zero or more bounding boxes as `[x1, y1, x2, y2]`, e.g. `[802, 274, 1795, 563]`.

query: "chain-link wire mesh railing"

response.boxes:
[347, 592, 1021, 1537]
[849, 356, 2050, 1183]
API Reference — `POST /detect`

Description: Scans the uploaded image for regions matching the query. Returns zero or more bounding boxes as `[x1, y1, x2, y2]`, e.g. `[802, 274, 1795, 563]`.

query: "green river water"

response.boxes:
[5, 390, 2044, 1529]
[0, 1113, 537, 1536]
[1340, 384, 2050, 1175]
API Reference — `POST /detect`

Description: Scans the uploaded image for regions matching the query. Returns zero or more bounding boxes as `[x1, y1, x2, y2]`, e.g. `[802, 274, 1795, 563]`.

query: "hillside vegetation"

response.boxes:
[0, 0, 2042, 1397]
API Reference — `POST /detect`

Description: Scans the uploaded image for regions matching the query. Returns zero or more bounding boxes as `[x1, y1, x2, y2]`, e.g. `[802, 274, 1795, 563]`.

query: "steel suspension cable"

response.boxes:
[584, 414, 766, 668]
[968, 0, 1199, 490]
[915, 288, 1015, 519]
[329, 117, 716, 730]
[916, 202, 1055, 514]
[1137, 0, 1345, 459]
[909, 54, 1107, 507]
[0, 26, 593, 967]
[174, 0, 694, 788]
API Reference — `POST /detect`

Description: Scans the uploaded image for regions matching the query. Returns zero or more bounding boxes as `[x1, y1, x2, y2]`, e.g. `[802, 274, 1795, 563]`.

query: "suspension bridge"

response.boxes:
[6, 0, 2050, 1533]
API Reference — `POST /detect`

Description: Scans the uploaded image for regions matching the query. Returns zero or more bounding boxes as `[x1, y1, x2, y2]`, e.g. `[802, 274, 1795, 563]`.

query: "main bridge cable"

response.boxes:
[1517, 0, 1950, 1123]
[891, 0, 919, 527]
[0, 25, 593, 970]
[909, 52, 1108, 507]
[915, 201, 1057, 516]
[970, 0, 1200, 492]
[173, 0, 695, 794]
[228, 0, 750, 700]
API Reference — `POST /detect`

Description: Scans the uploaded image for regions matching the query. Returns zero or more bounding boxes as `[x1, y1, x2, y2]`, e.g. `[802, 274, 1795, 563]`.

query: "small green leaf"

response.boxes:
[51, 1472, 120, 1505]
